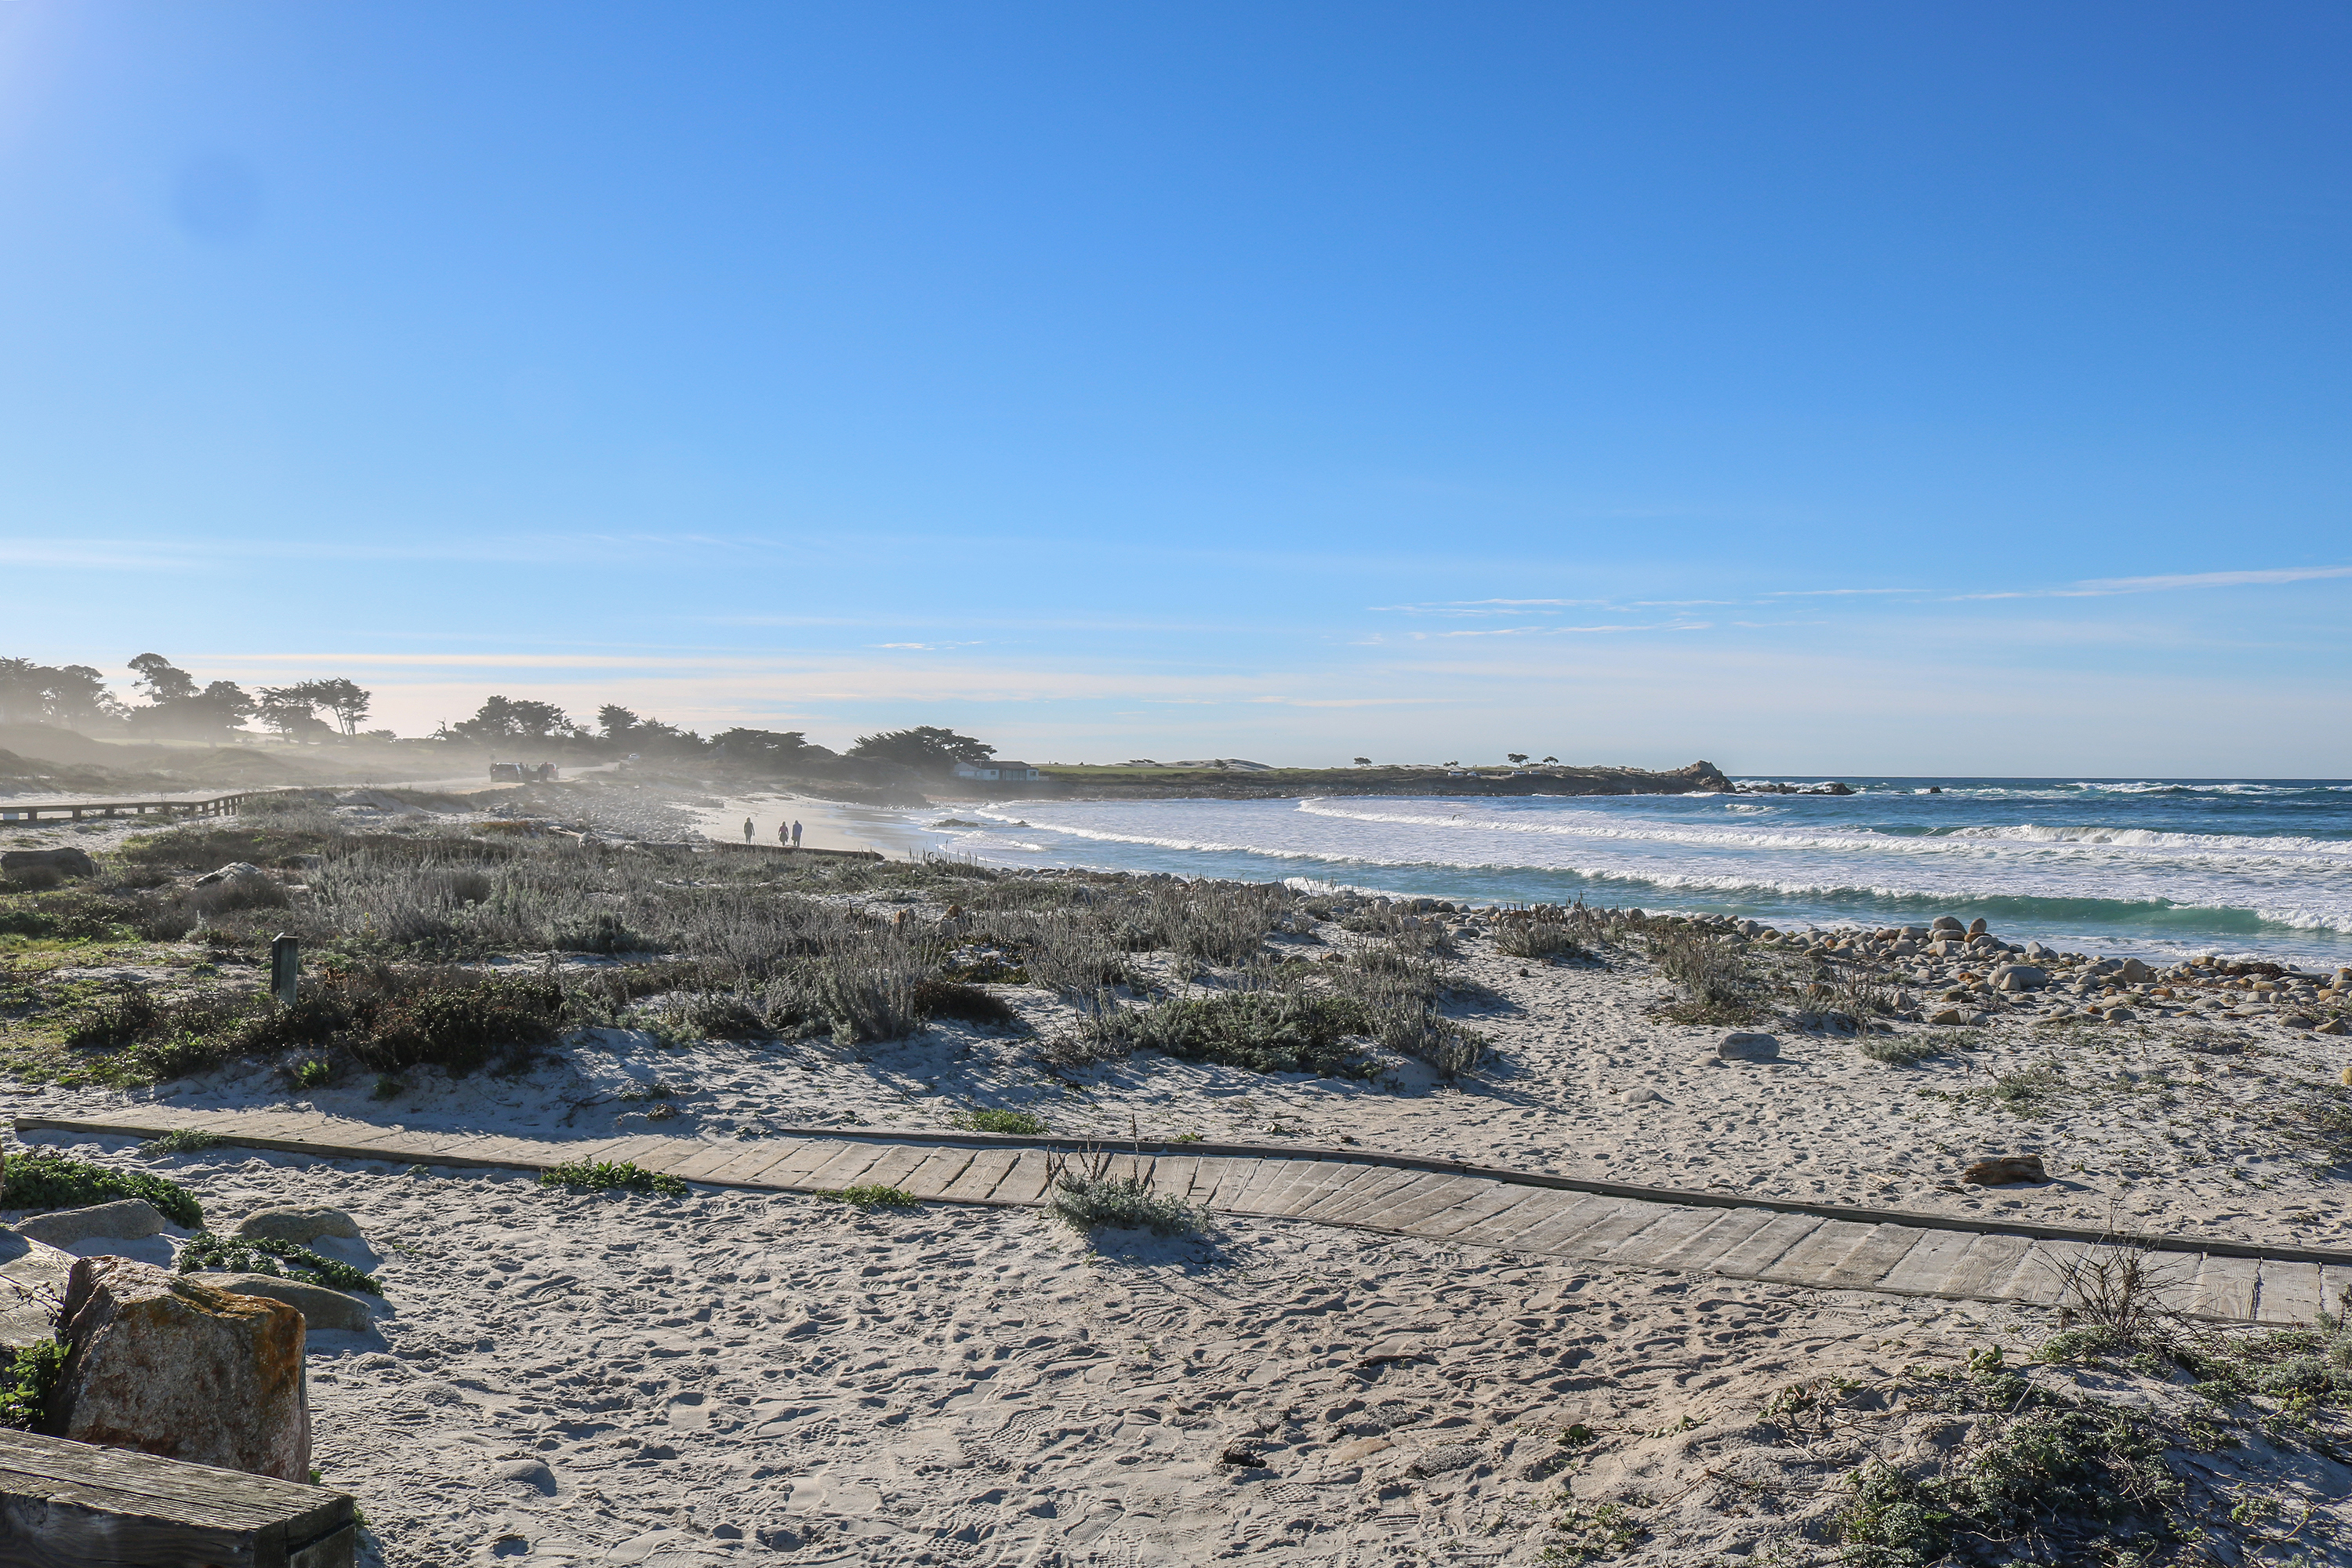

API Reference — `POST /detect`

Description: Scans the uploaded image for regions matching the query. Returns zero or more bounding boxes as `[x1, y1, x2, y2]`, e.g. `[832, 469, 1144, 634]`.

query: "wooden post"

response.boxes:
[270, 935, 300, 1007]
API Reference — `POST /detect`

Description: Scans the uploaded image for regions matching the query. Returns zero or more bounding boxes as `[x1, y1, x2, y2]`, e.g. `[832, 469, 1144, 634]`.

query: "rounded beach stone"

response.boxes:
[233, 1205, 364, 1246]
[194, 1272, 376, 1333]
[12, 1199, 167, 1248]
[1991, 964, 2049, 993]
[1716, 1033, 1778, 1062]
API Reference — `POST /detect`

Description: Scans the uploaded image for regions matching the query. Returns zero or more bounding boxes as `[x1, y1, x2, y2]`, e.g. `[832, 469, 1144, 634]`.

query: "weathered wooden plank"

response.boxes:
[661, 1142, 768, 1181]
[988, 1150, 1054, 1205]
[800, 1144, 891, 1192]
[1348, 1171, 1489, 1229]
[2003, 1240, 2096, 1306]
[1599, 1206, 1734, 1269]
[566, 1134, 677, 1171]
[1641, 1207, 1780, 1273]
[1255, 1159, 1352, 1218]
[1408, 1182, 1548, 1241]
[939, 1148, 1022, 1203]
[1141, 1155, 1200, 1201]
[746, 1139, 852, 1187]
[1446, 1189, 1581, 1251]
[2320, 1265, 2352, 1322]
[1348, 1175, 1490, 1234]
[1190, 1158, 1258, 1210]
[1466, 1194, 1626, 1259]
[1295, 1165, 1421, 1222]
[1708, 1212, 1827, 1279]
[1930, 1233, 2035, 1302]
[1872, 1227, 1983, 1297]
[1558, 1202, 1691, 1264]
[1218, 1160, 1293, 1214]
[1756, 1220, 1878, 1287]
[1319, 1171, 1456, 1226]
[695, 1142, 814, 1186]
[1817, 1224, 1936, 1290]
[0, 1428, 354, 1568]
[848, 1144, 934, 1193]
[2189, 1253, 2262, 1321]
[2255, 1260, 2325, 1327]
[896, 1146, 978, 1200]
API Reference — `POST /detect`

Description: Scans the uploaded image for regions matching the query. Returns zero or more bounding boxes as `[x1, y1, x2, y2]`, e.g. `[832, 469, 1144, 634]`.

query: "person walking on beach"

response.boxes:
[791, 819, 803, 847]
[777, 822, 789, 847]
[742, 818, 753, 843]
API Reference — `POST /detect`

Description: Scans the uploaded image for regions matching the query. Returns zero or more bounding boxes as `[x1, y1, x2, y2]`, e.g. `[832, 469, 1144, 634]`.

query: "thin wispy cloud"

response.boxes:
[1955, 564, 2352, 601]
[1762, 586, 1921, 598]
[1411, 621, 1712, 638]
[1370, 598, 1612, 615]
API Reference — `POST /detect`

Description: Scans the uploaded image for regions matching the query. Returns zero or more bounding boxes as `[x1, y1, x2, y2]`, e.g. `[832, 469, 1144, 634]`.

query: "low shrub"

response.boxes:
[356, 974, 564, 1074]
[1860, 1036, 1939, 1066]
[177, 1232, 383, 1296]
[1048, 1171, 1204, 1237]
[1650, 924, 1763, 1024]
[0, 1339, 66, 1432]
[1, 891, 141, 942]
[949, 1109, 1047, 1135]
[1493, 910, 1587, 961]
[137, 1127, 222, 1156]
[3, 1153, 204, 1228]
[60, 968, 568, 1085]
[64, 985, 167, 1049]
[539, 1159, 685, 1197]
[833, 1184, 919, 1208]
[1838, 1408, 2181, 1565]
[1098, 991, 1374, 1077]
[912, 978, 1023, 1030]
[0, 906, 56, 936]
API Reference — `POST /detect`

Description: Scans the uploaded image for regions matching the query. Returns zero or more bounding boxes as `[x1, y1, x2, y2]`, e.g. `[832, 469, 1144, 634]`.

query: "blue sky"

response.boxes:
[3, 2, 2348, 775]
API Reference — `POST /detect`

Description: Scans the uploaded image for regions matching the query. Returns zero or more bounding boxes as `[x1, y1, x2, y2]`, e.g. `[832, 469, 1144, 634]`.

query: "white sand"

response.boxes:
[20, 1127, 2059, 1566]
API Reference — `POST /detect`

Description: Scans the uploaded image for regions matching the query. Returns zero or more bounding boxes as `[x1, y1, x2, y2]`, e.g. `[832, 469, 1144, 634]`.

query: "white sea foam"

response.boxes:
[938, 786, 2352, 953]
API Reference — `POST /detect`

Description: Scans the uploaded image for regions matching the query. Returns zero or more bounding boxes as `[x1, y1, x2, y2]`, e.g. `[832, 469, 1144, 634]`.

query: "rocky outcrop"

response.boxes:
[48, 1257, 310, 1482]
[0, 846, 97, 880]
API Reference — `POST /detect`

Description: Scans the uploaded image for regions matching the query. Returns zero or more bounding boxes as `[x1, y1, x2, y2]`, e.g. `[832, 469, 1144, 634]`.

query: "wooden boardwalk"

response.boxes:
[21, 1112, 2347, 1325]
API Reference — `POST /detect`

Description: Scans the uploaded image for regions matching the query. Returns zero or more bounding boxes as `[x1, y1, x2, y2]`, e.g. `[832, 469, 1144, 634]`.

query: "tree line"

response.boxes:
[0, 654, 376, 742]
[0, 655, 1004, 774]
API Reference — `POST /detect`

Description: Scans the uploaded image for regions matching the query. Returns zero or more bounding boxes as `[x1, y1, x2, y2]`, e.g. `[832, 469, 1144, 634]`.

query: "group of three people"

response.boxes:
[743, 815, 803, 846]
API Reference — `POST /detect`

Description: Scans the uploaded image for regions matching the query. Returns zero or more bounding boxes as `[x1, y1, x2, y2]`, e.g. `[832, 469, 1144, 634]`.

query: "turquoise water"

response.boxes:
[898, 779, 2352, 964]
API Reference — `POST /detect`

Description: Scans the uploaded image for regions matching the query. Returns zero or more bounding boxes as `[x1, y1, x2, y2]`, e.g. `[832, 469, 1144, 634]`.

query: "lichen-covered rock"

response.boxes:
[48, 1256, 310, 1481]
[232, 1205, 363, 1246]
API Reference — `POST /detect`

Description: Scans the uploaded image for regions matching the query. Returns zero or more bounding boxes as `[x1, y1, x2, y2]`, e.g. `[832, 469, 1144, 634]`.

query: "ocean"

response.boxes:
[897, 779, 2352, 966]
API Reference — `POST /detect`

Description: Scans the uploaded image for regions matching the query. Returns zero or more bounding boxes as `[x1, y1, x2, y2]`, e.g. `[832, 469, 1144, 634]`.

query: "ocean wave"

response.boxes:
[1944, 822, 2352, 856]
[965, 811, 2352, 935]
[1290, 798, 2352, 866]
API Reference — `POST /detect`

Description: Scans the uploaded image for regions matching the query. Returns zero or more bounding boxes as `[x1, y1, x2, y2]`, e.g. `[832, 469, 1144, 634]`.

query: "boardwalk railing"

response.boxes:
[0, 789, 290, 824]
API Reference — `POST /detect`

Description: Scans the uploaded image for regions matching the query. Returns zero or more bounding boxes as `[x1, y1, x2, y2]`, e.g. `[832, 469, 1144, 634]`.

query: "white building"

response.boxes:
[951, 760, 1040, 782]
